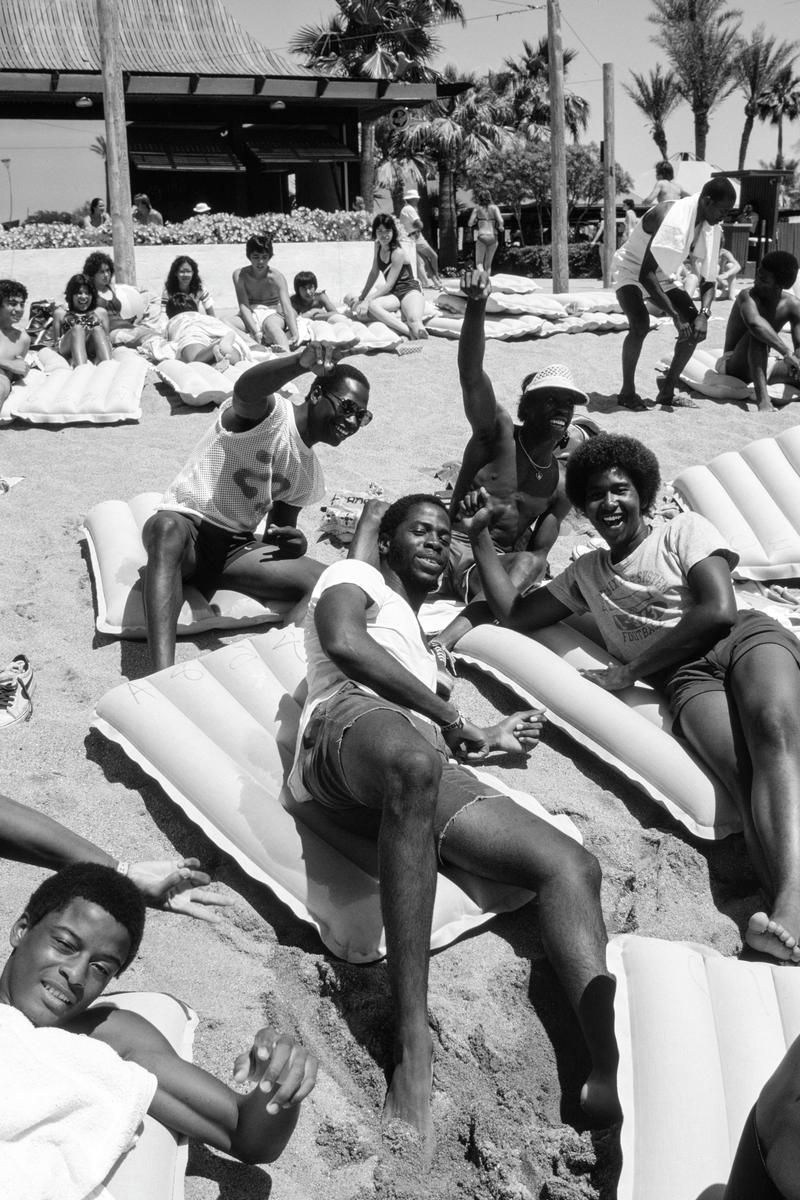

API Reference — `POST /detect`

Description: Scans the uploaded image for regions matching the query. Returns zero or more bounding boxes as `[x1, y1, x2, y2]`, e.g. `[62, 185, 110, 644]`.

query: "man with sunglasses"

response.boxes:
[432, 268, 588, 655]
[142, 338, 371, 670]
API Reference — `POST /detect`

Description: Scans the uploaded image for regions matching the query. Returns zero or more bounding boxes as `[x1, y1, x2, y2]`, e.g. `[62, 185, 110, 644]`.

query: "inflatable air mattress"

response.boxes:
[97, 991, 196, 1200]
[92, 627, 582, 964]
[610, 933, 800, 1200]
[83, 493, 289, 637]
[673, 425, 800, 579]
[0, 348, 147, 425]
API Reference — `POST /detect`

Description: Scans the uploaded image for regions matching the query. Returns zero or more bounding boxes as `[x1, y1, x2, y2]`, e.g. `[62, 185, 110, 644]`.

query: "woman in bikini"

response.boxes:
[346, 214, 428, 343]
[468, 188, 504, 273]
[53, 273, 112, 365]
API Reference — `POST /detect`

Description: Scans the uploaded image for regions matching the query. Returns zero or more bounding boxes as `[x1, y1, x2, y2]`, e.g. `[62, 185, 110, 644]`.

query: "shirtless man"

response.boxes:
[0, 863, 316, 1181]
[716, 250, 800, 411]
[0, 279, 30, 406]
[613, 176, 736, 410]
[433, 268, 587, 653]
[641, 160, 685, 207]
[233, 234, 299, 352]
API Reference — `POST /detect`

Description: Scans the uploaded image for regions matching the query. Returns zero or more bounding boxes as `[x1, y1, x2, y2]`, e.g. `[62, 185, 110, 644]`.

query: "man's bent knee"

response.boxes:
[383, 745, 442, 810]
[143, 512, 192, 562]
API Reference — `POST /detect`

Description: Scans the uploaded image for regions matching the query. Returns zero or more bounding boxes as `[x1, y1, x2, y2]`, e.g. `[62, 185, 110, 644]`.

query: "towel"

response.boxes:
[0, 1004, 157, 1200]
[650, 193, 721, 282]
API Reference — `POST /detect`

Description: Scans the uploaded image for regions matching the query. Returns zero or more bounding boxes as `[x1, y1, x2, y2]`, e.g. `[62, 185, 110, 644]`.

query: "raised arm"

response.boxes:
[91, 1009, 316, 1165]
[231, 339, 357, 422]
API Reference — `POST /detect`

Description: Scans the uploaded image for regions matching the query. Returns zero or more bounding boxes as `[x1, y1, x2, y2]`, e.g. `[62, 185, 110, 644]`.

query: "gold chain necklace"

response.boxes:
[515, 429, 553, 480]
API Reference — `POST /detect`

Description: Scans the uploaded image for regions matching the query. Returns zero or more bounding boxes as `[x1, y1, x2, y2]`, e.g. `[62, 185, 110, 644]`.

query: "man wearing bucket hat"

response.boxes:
[398, 187, 442, 289]
[434, 268, 589, 654]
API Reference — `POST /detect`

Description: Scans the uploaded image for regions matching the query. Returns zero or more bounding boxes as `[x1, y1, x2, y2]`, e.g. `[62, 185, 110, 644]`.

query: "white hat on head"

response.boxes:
[403, 188, 420, 200]
[193, 201, 211, 214]
[521, 363, 589, 406]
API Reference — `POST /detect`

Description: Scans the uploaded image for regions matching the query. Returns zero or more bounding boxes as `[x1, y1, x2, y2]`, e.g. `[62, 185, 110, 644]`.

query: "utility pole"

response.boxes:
[602, 63, 615, 287]
[97, 0, 135, 283]
[547, 0, 568, 293]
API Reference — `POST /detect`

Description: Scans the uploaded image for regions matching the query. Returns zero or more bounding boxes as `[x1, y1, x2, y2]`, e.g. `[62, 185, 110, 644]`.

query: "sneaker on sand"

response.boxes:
[394, 341, 424, 356]
[0, 654, 34, 729]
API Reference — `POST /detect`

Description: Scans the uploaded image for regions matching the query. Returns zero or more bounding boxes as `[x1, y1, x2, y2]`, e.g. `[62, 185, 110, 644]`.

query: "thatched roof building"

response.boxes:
[0, 0, 437, 215]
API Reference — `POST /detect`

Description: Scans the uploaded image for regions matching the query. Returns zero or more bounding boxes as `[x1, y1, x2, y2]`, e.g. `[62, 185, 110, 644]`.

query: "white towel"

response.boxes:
[0, 1004, 157, 1200]
[650, 193, 721, 283]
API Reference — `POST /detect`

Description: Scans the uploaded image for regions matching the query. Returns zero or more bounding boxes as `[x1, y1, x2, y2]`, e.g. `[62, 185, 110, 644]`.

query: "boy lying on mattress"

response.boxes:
[462, 432, 800, 967]
[0, 863, 317, 1197]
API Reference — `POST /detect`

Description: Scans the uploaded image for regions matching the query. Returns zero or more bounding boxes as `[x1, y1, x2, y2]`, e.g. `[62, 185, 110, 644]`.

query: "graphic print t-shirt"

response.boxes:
[546, 511, 739, 663]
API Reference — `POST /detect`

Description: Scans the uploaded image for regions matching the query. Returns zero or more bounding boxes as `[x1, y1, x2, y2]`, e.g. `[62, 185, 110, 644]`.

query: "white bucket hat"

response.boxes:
[403, 188, 420, 200]
[193, 201, 211, 214]
[521, 363, 589, 406]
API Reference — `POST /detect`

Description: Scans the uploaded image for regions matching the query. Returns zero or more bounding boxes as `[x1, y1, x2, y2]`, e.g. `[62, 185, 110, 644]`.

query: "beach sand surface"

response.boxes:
[1, 293, 791, 1198]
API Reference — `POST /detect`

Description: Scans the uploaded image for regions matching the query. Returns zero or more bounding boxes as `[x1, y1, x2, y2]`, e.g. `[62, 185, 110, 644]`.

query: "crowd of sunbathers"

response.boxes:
[4, 172, 800, 1197]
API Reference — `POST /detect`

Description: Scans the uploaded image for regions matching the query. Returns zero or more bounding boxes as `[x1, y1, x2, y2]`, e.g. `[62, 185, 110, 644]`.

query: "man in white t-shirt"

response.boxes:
[289, 494, 621, 1150]
[397, 188, 442, 288]
[142, 339, 370, 670]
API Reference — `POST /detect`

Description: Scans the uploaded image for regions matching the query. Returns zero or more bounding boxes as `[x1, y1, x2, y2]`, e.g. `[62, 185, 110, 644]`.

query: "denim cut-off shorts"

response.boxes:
[299, 681, 506, 865]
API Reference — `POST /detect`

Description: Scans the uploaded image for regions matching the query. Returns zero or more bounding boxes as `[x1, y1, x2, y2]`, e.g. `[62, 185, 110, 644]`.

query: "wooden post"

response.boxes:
[97, 0, 136, 284]
[602, 63, 615, 287]
[547, 0, 568, 293]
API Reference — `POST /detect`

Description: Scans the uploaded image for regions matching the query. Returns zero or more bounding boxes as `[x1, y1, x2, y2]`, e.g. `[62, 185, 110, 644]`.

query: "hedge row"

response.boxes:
[496, 242, 603, 278]
[0, 207, 372, 251]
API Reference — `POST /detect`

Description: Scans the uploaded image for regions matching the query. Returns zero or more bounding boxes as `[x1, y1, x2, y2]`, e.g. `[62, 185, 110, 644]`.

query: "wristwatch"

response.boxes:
[699, 306, 712, 317]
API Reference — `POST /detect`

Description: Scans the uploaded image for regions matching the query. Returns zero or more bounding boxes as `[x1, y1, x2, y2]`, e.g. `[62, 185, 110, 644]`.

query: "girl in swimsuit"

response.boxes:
[53, 273, 112, 365]
[82, 251, 152, 348]
[162, 255, 215, 317]
[468, 188, 504, 273]
[346, 214, 428, 342]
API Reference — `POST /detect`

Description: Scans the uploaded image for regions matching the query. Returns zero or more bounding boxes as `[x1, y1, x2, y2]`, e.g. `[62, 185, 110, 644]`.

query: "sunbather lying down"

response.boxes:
[165, 294, 251, 368]
[463, 431, 800, 967]
[0, 862, 317, 1198]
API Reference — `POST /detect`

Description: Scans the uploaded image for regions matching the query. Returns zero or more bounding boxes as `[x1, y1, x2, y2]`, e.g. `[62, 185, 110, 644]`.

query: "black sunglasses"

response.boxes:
[316, 386, 373, 427]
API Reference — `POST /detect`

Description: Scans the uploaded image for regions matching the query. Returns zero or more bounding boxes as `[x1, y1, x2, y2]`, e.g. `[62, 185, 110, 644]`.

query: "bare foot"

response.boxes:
[383, 1049, 435, 1148]
[409, 322, 429, 340]
[580, 1067, 622, 1127]
[746, 912, 800, 963]
[758, 399, 776, 412]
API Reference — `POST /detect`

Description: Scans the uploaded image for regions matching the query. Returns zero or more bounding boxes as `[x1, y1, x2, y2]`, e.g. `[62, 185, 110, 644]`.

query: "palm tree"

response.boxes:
[733, 26, 798, 169]
[399, 66, 513, 267]
[290, 0, 464, 210]
[492, 37, 589, 142]
[90, 135, 107, 161]
[648, 0, 742, 160]
[623, 65, 682, 159]
[757, 65, 800, 170]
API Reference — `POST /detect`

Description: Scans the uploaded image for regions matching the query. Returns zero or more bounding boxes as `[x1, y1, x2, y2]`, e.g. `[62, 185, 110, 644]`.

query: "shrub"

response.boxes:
[496, 242, 602, 279]
[24, 210, 75, 226]
[0, 208, 372, 250]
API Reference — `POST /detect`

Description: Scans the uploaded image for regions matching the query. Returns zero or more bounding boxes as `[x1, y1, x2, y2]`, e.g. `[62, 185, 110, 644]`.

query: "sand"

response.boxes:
[1, 290, 792, 1199]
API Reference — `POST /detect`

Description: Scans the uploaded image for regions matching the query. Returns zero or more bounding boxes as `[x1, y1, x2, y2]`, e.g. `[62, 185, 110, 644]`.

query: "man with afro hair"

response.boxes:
[716, 250, 800, 411]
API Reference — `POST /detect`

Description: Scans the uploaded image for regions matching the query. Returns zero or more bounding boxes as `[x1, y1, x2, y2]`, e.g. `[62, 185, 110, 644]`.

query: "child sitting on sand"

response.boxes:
[0, 279, 31, 404]
[233, 234, 299, 352]
[53, 274, 112, 365]
[161, 255, 215, 317]
[290, 271, 337, 319]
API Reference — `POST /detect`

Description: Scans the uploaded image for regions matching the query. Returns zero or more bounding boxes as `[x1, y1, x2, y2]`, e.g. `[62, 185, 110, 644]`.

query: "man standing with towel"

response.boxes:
[612, 177, 736, 411]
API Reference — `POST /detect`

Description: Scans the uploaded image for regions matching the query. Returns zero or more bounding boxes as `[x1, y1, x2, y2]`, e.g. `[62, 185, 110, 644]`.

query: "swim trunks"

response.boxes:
[297, 680, 506, 865]
[662, 610, 800, 729]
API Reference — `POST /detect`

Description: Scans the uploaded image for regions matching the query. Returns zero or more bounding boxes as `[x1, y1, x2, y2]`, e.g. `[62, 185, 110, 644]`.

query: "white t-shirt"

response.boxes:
[398, 203, 421, 236]
[546, 512, 739, 663]
[289, 560, 438, 802]
[159, 396, 324, 532]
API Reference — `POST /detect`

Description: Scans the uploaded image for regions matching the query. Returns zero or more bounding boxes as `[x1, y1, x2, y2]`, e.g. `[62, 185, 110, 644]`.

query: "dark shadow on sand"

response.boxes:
[187, 1143, 272, 1200]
